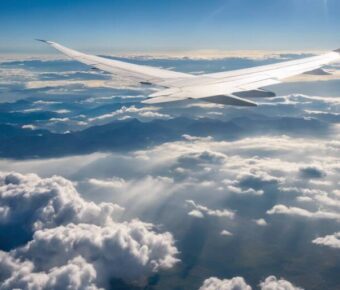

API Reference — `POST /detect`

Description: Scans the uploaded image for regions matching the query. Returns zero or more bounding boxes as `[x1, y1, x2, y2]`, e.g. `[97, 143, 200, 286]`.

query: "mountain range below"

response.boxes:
[0, 116, 329, 159]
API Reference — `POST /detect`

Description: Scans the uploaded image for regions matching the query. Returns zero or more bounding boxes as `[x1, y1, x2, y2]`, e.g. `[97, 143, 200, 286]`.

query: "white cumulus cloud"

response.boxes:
[199, 277, 251, 290]
[0, 252, 101, 290]
[199, 276, 303, 290]
[186, 200, 235, 219]
[0, 171, 179, 288]
[312, 232, 340, 249]
[0, 172, 124, 231]
[259, 275, 303, 290]
[266, 205, 340, 221]
[14, 222, 179, 285]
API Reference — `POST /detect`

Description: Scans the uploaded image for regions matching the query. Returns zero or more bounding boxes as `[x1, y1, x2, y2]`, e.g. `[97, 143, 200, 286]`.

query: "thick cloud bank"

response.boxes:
[0, 172, 124, 232]
[0, 252, 101, 290]
[17, 222, 178, 283]
[0, 172, 179, 288]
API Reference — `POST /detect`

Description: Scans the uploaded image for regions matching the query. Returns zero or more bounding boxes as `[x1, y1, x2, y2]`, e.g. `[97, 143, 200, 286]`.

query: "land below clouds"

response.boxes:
[0, 115, 331, 159]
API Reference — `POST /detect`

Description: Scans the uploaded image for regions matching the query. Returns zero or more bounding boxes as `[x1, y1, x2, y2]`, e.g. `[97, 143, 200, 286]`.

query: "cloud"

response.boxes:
[21, 124, 37, 130]
[224, 184, 264, 196]
[33, 100, 62, 105]
[0, 67, 36, 85]
[182, 134, 213, 142]
[185, 102, 224, 109]
[299, 166, 326, 179]
[188, 209, 205, 218]
[3, 130, 339, 226]
[199, 277, 251, 290]
[25, 79, 137, 90]
[266, 205, 340, 221]
[88, 105, 171, 123]
[0, 153, 108, 178]
[186, 200, 235, 219]
[259, 276, 303, 290]
[222, 170, 280, 196]
[220, 230, 233, 236]
[0, 252, 101, 290]
[312, 232, 340, 249]
[237, 171, 281, 189]
[111, 50, 319, 61]
[253, 218, 268, 226]
[88, 177, 127, 190]
[14, 221, 178, 286]
[138, 111, 171, 118]
[85, 175, 176, 218]
[199, 276, 303, 290]
[2, 130, 339, 228]
[0, 172, 124, 232]
[0, 172, 179, 287]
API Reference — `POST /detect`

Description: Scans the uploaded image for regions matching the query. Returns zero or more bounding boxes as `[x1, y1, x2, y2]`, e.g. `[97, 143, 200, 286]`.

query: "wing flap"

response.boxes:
[202, 95, 257, 106]
[142, 93, 257, 107]
[303, 68, 332, 75]
[142, 95, 188, 104]
[233, 89, 276, 98]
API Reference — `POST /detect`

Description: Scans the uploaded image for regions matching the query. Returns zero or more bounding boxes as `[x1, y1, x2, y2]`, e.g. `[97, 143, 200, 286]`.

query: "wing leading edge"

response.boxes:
[37, 40, 340, 107]
[36, 39, 192, 84]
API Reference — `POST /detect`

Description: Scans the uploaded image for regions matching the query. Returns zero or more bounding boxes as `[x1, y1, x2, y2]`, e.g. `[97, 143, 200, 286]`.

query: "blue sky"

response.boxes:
[1, 0, 340, 53]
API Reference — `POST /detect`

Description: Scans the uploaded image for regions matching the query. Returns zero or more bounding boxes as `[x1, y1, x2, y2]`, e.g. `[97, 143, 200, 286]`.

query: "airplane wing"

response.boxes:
[148, 49, 340, 106]
[38, 40, 340, 107]
[36, 39, 192, 85]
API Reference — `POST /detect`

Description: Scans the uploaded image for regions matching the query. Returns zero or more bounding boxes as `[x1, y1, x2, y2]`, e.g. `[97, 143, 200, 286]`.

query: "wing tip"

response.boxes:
[334, 48, 340, 53]
[35, 39, 48, 43]
[35, 39, 53, 45]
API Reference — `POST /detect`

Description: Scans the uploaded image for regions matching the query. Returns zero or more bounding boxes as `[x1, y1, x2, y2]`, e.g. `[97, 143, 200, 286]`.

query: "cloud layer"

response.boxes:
[1, 56, 340, 289]
[0, 172, 179, 288]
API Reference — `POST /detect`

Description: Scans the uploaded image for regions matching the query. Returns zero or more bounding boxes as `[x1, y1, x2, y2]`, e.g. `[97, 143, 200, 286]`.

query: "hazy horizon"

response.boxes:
[1, 0, 340, 54]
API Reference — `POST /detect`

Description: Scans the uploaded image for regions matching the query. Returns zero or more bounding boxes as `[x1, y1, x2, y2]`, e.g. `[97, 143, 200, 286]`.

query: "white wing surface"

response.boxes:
[151, 51, 340, 105]
[37, 39, 192, 84]
[38, 40, 340, 106]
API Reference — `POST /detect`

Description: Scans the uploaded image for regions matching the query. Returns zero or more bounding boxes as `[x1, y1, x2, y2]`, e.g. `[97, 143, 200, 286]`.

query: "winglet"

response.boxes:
[35, 39, 48, 43]
[35, 39, 54, 45]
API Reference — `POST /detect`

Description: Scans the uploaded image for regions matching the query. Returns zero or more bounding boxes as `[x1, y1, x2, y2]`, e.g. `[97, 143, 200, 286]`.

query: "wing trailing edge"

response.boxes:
[202, 95, 257, 107]
[142, 94, 257, 107]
